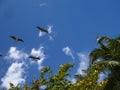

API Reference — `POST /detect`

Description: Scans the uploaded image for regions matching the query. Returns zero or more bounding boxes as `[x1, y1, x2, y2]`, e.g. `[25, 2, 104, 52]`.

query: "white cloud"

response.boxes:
[1, 62, 25, 89]
[47, 25, 53, 34]
[63, 46, 75, 60]
[5, 47, 28, 61]
[48, 25, 54, 40]
[77, 53, 89, 75]
[30, 46, 46, 70]
[39, 31, 46, 37]
[40, 3, 47, 7]
[49, 36, 54, 40]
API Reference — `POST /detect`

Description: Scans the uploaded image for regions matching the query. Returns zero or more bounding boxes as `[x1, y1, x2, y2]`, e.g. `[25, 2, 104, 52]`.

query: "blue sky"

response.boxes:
[0, 0, 120, 89]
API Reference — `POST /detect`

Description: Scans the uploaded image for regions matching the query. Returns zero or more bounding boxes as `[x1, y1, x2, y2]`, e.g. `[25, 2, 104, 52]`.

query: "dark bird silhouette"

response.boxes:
[36, 26, 48, 33]
[10, 36, 24, 42]
[29, 55, 41, 60]
[0, 54, 2, 57]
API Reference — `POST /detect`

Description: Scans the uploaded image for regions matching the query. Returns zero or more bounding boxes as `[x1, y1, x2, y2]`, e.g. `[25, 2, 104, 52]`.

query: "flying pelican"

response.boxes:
[29, 55, 41, 60]
[36, 26, 48, 33]
[10, 36, 24, 42]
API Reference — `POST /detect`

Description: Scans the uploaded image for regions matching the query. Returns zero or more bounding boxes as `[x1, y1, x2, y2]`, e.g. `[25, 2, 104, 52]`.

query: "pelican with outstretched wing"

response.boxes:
[29, 55, 41, 60]
[36, 26, 48, 33]
[10, 36, 24, 42]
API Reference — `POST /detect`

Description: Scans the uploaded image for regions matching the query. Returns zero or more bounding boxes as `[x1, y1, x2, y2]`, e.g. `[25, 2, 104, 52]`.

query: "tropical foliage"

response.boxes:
[89, 35, 120, 90]
[7, 35, 120, 90]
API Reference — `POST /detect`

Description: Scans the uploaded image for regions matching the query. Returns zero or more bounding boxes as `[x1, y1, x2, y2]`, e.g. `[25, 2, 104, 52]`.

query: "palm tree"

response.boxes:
[89, 35, 120, 90]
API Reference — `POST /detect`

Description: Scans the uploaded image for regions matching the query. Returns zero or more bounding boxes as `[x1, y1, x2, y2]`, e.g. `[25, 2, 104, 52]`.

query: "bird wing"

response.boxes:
[36, 26, 41, 30]
[35, 57, 40, 60]
[18, 38, 24, 42]
[29, 55, 40, 60]
[29, 56, 34, 58]
[36, 26, 48, 33]
[41, 29, 48, 33]
[10, 36, 16, 40]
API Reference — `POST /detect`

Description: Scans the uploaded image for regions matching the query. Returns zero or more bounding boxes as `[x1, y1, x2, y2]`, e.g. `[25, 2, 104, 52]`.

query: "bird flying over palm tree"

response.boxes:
[10, 36, 24, 42]
[36, 26, 48, 33]
[29, 55, 41, 60]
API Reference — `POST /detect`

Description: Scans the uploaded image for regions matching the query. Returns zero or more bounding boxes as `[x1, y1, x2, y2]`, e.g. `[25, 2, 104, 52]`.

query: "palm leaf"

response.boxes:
[89, 48, 107, 64]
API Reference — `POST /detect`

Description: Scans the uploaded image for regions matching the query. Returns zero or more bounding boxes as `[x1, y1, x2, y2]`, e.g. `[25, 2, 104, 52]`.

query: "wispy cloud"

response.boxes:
[5, 46, 28, 61]
[30, 46, 46, 70]
[48, 25, 54, 40]
[63, 46, 75, 60]
[77, 53, 89, 75]
[1, 62, 25, 89]
[47, 25, 53, 34]
[40, 3, 47, 7]
[39, 31, 46, 37]
[49, 36, 54, 40]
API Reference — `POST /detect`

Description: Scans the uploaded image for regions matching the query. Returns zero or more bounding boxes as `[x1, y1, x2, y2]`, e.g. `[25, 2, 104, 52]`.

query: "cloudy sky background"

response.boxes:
[0, 0, 120, 89]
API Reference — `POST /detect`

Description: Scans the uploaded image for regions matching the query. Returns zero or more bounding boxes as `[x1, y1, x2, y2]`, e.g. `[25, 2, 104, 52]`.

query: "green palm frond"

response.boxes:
[97, 35, 110, 44]
[92, 60, 120, 72]
[106, 60, 120, 66]
[89, 48, 108, 64]
[90, 35, 120, 89]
